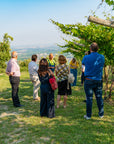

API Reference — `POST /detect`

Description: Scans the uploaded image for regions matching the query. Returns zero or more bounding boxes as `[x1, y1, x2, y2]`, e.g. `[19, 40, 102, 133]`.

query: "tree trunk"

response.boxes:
[104, 66, 111, 99]
[108, 67, 114, 98]
[88, 16, 114, 28]
[104, 65, 108, 80]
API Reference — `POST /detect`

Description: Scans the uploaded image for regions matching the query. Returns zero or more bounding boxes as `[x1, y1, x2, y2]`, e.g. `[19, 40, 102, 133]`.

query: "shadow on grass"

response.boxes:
[0, 77, 114, 144]
[0, 109, 113, 144]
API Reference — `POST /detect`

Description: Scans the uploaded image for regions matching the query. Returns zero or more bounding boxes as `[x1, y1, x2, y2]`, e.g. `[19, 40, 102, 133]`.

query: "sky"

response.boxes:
[0, 0, 113, 47]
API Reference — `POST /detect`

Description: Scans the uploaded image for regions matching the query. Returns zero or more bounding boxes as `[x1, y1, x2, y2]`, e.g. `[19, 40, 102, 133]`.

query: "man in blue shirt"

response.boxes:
[82, 42, 105, 119]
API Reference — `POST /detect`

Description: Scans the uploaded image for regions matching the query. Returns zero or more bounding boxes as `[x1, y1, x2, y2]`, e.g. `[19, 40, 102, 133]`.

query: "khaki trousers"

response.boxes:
[30, 75, 40, 99]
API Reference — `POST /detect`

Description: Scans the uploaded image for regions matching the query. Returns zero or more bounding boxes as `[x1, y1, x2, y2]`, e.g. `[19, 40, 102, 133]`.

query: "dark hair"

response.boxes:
[72, 58, 76, 63]
[31, 55, 37, 61]
[38, 58, 48, 76]
[90, 42, 99, 52]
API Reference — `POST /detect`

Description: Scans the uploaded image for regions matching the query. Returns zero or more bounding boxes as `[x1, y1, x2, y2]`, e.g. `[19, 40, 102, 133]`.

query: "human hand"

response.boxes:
[6, 72, 10, 76]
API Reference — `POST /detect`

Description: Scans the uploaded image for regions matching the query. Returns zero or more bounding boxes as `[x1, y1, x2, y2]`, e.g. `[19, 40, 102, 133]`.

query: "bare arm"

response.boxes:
[55, 66, 57, 76]
[48, 69, 54, 76]
[81, 65, 85, 72]
[68, 66, 70, 73]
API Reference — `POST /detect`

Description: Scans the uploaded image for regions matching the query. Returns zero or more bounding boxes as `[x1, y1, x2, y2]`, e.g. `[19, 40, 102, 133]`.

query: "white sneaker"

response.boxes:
[99, 115, 104, 118]
[84, 115, 91, 120]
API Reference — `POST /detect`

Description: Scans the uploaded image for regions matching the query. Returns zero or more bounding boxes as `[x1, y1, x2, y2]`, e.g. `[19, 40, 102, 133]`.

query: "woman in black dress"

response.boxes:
[38, 58, 55, 118]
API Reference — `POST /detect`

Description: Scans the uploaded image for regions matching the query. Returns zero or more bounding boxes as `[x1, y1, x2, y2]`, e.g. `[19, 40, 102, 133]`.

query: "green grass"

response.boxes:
[0, 72, 114, 144]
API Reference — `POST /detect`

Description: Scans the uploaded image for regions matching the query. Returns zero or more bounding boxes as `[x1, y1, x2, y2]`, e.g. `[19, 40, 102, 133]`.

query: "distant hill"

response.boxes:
[11, 45, 72, 61]
[11, 46, 61, 60]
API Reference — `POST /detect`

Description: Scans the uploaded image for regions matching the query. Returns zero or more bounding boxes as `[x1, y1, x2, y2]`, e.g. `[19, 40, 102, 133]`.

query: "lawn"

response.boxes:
[0, 72, 114, 144]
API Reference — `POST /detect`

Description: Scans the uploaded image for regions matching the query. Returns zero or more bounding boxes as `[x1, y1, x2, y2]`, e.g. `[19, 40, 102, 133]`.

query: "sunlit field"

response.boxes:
[0, 72, 114, 144]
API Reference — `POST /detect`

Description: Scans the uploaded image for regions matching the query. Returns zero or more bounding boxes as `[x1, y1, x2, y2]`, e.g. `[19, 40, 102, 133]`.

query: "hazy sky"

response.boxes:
[0, 0, 113, 47]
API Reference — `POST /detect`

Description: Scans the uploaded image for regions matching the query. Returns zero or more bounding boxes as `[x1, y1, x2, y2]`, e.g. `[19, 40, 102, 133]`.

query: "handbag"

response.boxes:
[68, 73, 75, 84]
[49, 75, 58, 90]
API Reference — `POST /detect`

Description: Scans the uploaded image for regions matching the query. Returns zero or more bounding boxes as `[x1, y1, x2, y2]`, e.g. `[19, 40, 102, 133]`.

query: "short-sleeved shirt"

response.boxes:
[6, 58, 20, 77]
[82, 52, 105, 80]
[56, 64, 69, 82]
[70, 61, 79, 69]
[28, 61, 38, 76]
[47, 59, 55, 72]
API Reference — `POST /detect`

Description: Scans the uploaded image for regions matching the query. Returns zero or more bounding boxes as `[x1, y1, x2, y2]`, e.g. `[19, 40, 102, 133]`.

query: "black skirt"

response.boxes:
[58, 79, 72, 95]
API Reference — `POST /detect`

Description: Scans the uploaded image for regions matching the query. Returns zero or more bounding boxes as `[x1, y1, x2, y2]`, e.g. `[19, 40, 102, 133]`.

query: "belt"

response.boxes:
[85, 78, 92, 80]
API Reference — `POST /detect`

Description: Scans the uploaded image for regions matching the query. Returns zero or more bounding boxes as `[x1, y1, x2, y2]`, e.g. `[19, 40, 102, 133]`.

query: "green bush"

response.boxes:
[0, 68, 5, 73]
[19, 58, 31, 72]
[19, 58, 31, 67]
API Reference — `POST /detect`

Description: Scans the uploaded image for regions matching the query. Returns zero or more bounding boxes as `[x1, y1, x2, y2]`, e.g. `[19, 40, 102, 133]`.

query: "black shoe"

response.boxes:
[14, 104, 24, 107]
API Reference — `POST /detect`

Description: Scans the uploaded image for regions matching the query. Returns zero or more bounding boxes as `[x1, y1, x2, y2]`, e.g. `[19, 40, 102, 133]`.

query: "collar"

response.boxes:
[11, 58, 17, 62]
[32, 61, 36, 63]
[91, 52, 98, 54]
[49, 59, 53, 61]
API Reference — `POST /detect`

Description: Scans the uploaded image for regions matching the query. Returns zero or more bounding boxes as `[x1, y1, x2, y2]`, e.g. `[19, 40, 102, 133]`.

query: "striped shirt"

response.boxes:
[56, 64, 69, 82]
[28, 61, 38, 76]
[6, 58, 20, 77]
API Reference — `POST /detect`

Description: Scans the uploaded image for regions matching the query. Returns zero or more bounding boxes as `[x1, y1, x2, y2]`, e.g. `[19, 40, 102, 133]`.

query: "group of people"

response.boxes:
[6, 42, 105, 120]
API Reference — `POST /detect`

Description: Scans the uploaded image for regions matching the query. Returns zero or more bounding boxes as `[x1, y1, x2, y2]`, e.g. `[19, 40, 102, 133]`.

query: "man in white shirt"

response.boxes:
[28, 55, 40, 101]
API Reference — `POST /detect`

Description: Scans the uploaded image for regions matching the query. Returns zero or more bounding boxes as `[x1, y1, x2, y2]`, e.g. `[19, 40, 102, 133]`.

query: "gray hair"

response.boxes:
[11, 52, 18, 58]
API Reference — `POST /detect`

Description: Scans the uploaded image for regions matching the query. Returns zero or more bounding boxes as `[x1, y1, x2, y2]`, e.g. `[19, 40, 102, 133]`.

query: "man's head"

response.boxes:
[90, 42, 99, 52]
[11, 51, 18, 59]
[31, 55, 37, 62]
[49, 53, 53, 60]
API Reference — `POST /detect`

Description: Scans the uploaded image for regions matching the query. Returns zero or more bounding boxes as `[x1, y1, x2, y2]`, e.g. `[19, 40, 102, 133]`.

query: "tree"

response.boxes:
[105, 0, 114, 7]
[19, 58, 31, 72]
[50, 18, 114, 98]
[0, 33, 13, 68]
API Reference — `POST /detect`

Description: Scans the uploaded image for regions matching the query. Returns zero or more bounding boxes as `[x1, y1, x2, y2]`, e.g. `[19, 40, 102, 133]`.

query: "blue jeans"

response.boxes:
[70, 69, 77, 86]
[84, 79, 104, 118]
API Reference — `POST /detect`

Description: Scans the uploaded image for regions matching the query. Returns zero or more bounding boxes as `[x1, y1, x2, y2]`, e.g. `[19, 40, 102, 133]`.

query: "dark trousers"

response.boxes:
[81, 72, 85, 84]
[84, 79, 104, 117]
[40, 83, 55, 118]
[9, 76, 20, 106]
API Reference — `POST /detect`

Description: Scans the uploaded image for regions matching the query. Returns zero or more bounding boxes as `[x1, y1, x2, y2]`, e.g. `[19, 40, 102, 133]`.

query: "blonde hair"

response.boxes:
[58, 55, 67, 64]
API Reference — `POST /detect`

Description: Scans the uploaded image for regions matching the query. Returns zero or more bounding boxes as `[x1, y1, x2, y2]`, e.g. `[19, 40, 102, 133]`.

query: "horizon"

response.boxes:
[11, 44, 60, 49]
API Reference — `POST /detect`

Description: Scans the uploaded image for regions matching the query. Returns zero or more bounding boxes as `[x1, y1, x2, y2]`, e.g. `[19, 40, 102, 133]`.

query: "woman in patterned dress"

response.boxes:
[55, 55, 71, 108]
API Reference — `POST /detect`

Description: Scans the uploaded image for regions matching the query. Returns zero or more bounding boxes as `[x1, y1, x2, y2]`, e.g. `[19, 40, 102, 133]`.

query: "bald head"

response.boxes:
[11, 51, 18, 58]
[49, 53, 53, 60]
